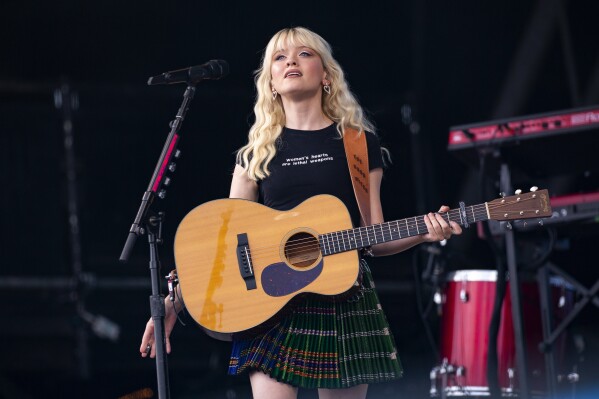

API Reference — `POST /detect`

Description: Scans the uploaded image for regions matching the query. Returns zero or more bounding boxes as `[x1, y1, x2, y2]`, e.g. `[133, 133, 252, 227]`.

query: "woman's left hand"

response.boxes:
[422, 205, 463, 242]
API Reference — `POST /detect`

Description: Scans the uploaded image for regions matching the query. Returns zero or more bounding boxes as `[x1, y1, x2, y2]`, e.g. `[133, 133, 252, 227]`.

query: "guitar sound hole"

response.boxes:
[284, 232, 320, 268]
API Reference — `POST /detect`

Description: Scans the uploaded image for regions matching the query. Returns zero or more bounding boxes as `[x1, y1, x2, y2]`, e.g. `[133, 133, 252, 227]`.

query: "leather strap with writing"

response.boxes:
[343, 128, 371, 226]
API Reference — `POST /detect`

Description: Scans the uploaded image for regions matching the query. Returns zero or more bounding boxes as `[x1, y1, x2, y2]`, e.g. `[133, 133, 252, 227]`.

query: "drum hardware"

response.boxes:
[459, 288, 469, 303]
[430, 366, 441, 396]
[459, 275, 470, 303]
[556, 371, 579, 384]
[537, 264, 593, 397]
[430, 358, 462, 398]
[434, 289, 444, 305]
[566, 372, 579, 384]
[506, 368, 516, 394]
[557, 368, 580, 399]
[433, 288, 446, 316]
[558, 294, 566, 308]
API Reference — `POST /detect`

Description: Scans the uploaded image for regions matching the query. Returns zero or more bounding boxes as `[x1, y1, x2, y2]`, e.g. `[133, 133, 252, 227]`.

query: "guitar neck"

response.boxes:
[318, 203, 489, 256]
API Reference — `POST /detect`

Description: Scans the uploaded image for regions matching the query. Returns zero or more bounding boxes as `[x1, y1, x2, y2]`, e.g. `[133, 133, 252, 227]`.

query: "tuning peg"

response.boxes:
[530, 186, 538, 192]
[515, 189, 522, 195]
[499, 192, 506, 198]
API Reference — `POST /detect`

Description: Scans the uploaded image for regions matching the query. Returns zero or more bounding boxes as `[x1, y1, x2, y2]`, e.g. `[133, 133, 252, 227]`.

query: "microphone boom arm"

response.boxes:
[119, 83, 195, 262]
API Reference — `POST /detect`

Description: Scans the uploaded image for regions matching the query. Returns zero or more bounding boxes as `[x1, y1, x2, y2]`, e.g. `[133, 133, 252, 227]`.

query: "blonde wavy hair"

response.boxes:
[237, 26, 377, 181]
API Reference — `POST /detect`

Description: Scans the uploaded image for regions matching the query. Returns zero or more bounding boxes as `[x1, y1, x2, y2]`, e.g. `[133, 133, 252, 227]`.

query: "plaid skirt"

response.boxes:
[227, 260, 403, 389]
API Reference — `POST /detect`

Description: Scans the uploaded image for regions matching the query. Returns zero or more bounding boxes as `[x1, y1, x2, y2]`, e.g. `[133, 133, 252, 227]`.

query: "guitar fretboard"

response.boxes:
[318, 204, 489, 256]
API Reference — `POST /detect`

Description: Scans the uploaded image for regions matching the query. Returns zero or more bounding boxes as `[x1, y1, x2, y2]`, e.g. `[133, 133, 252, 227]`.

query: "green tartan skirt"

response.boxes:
[227, 260, 403, 389]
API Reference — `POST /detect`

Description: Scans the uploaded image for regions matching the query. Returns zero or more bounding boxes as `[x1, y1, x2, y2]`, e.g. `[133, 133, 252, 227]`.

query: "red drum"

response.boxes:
[430, 270, 574, 397]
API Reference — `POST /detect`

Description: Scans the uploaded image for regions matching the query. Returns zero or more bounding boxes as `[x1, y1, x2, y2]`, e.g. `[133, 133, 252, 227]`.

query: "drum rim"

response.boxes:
[446, 269, 498, 282]
[442, 385, 520, 396]
[446, 270, 576, 288]
[549, 276, 575, 290]
[442, 385, 546, 397]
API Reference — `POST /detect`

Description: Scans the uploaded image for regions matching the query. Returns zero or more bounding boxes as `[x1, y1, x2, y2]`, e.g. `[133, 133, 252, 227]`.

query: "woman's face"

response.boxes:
[270, 43, 326, 100]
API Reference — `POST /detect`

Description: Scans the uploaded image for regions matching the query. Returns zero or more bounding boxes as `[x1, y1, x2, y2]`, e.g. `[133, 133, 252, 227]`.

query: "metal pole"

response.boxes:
[500, 163, 530, 399]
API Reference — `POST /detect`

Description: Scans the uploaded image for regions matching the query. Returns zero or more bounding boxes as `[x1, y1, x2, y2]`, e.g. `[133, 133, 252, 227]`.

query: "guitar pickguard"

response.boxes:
[261, 260, 323, 297]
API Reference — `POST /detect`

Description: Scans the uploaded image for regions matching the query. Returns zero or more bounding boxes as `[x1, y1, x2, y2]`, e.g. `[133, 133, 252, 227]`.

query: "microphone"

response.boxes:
[147, 60, 229, 85]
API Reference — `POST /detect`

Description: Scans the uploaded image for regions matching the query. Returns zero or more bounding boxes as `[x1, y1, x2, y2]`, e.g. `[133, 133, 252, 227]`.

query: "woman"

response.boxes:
[141, 26, 462, 399]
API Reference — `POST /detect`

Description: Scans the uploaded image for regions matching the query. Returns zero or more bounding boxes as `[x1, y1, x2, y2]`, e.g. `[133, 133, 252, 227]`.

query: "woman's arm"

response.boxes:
[368, 168, 462, 257]
[230, 164, 259, 201]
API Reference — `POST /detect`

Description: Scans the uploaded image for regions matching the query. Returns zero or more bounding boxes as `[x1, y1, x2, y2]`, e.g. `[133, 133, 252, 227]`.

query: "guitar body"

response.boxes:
[174, 194, 359, 341]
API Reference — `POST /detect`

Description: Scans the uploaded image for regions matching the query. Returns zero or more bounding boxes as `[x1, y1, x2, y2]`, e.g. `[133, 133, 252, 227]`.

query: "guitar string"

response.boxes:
[244, 196, 542, 259]
[247, 207, 492, 259]
[262, 195, 540, 255]
[248, 207, 487, 254]
[248, 200, 539, 259]
[246, 197, 536, 258]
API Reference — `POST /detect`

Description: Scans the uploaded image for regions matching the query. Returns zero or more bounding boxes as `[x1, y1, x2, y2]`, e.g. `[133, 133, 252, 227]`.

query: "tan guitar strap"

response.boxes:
[343, 128, 371, 227]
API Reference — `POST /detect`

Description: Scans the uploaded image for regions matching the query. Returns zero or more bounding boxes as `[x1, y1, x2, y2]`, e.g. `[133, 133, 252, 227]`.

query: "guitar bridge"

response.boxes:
[236, 233, 256, 290]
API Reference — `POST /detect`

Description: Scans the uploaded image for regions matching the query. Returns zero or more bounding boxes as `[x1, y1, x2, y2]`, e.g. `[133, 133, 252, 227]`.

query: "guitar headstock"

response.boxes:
[487, 188, 552, 221]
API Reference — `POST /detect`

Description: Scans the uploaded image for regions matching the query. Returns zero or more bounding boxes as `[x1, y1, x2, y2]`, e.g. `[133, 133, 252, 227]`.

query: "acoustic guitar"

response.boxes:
[173, 189, 552, 341]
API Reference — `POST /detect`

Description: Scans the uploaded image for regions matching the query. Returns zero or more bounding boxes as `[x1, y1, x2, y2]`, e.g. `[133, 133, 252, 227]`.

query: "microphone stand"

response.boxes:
[120, 83, 198, 399]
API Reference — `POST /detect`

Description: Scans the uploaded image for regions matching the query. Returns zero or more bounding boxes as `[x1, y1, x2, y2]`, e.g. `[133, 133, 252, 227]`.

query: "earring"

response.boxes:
[272, 89, 278, 100]
[323, 82, 331, 95]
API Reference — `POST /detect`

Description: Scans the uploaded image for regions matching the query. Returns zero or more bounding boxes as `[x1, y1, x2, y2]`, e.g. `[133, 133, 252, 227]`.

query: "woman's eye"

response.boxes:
[274, 54, 285, 61]
[299, 51, 311, 57]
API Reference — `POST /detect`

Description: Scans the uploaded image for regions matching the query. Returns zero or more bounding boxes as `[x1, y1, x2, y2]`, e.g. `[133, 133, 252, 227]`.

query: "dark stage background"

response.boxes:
[1, 1, 598, 398]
